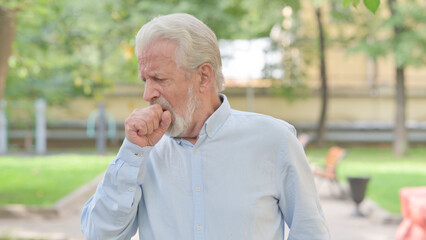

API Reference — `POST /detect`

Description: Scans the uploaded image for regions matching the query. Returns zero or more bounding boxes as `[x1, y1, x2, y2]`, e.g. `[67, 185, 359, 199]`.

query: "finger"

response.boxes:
[125, 118, 139, 134]
[135, 120, 148, 136]
[150, 104, 164, 120]
[144, 116, 155, 135]
[152, 115, 160, 130]
[160, 110, 172, 131]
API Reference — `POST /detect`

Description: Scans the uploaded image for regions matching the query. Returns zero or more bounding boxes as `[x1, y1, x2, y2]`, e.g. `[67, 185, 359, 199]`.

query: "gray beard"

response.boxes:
[150, 86, 199, 137]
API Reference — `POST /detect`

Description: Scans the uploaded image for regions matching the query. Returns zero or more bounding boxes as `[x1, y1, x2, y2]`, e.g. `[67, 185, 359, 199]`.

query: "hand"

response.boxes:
[125, 104, 172, 147]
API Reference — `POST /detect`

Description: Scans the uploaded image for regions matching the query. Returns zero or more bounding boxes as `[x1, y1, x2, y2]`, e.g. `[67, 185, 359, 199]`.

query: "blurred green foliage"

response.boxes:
[2, 0, 285, 104]
[348, 0, 426, 67]
[342, 0, 380, 13]
[2, 0, 423, 105]
[267, 0, 425, 100]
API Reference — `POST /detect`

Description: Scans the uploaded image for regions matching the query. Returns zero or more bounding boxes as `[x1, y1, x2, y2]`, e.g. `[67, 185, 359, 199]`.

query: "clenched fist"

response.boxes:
[125, 104, 172, 147]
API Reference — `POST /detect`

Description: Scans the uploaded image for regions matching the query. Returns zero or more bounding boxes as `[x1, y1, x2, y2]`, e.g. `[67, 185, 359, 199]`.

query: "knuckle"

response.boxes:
[145, 109, 154, 117]
[152, 104, 162, 112]
[124, 118, 132, 127]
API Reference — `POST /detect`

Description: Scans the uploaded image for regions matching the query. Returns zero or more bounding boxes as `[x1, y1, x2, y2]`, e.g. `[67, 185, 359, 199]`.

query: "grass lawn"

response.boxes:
[1, 147, 425, 213]
[0, 154, 112, 206]
[305, 146, 426, 214]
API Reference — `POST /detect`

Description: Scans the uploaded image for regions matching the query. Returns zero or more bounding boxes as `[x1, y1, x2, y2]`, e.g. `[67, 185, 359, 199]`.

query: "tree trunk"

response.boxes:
[0, 6, 17, 100]
[394, 66, 407, 156]
[388, 0, 408, 156]
[315, 7, 328, 147]
[366, 57, 378, 96]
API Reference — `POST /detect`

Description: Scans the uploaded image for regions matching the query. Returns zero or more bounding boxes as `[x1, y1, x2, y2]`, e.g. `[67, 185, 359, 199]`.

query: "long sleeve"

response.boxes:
[81, 138, 152, 240]
[277, 128, 330, 240]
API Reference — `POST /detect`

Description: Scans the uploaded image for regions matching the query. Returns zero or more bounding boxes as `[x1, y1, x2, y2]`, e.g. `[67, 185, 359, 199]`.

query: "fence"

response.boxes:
[294, 122, 426, 144]
[5, 120, 426, 150]
[1, 99, 116, 154]
[2, 97, 426, 154]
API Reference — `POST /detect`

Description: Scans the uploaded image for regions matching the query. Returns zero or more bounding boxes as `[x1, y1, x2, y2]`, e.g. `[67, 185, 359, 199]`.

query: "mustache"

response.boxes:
[150, 98, 173, 111]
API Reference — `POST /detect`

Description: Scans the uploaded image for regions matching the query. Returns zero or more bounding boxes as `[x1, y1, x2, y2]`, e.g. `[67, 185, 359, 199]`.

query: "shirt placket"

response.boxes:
[191, 145, 205, 240]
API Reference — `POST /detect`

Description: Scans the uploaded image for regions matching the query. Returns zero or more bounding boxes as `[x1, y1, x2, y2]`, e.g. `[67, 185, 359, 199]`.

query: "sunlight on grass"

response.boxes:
[0, 154, 112, 206]
[306, 147, 426, 213]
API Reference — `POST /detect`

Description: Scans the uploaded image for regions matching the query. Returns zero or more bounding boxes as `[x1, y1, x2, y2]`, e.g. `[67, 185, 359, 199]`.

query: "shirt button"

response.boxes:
[128, 187, 134, 192]
[195, 186, 201, 192]
[197, 225, 202, 231]
[193, 149, 199, 154]
[134, 153, 143, 158]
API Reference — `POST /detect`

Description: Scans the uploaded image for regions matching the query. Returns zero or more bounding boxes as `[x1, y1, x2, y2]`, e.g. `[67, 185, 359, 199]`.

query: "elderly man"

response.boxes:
[81, 13, 330, 240]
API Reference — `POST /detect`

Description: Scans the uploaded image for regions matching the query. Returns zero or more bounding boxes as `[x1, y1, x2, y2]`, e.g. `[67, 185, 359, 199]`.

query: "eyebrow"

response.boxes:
[139, 72, 162, 82]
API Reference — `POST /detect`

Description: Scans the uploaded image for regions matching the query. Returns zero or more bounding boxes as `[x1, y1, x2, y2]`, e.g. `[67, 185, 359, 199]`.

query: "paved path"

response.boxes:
[320, 195, 397, 240]
[0, 181, 399, 240]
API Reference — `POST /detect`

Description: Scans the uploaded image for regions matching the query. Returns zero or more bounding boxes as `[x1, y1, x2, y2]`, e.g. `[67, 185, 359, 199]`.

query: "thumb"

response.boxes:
[160, 110, 172, 132]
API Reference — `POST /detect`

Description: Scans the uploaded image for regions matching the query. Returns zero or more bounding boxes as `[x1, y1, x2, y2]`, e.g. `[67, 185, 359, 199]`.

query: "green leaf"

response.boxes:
[352, 0, 361, 7]
[343, 0, 353, 8]
[364, 0, 380, 13]
[283, 0, 301, 12]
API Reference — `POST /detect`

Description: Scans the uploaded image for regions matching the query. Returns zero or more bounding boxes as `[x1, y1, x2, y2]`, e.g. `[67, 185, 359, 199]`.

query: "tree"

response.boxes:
[0, 5, 17, 100]
[348, 0, 426, 156]
[314, 0, 381, 146]
[389, 0, 407, 156]
[3, 0, 285, 105]
[388, 0, 425, 156]
[271, 0, 337, 147]
[314, 5, 329, 147]
[4, 0, 104, 104]
[272, 0, 415, 148]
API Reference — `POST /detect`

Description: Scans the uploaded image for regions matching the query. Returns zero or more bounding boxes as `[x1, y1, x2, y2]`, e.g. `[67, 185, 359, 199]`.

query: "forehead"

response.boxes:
[138, 40, 177, 67]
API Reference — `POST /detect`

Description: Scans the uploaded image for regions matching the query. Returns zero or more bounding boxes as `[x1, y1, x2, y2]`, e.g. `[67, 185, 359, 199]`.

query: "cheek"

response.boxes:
[170, 96, 189, 115]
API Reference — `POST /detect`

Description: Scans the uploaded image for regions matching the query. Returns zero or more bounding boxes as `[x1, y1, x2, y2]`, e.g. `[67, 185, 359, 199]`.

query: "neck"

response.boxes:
[183, 94, 221, 145]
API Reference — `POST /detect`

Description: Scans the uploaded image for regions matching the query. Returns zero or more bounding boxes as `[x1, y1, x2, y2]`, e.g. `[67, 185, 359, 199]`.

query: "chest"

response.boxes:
[143, 144, 279, 208]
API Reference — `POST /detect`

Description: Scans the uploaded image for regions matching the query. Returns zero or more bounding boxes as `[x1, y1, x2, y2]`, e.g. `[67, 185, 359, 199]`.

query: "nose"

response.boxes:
[143, 79, 160, 102]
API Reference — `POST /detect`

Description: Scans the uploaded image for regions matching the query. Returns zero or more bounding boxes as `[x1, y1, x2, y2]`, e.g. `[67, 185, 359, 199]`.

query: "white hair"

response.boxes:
[135, 13, 225, 92]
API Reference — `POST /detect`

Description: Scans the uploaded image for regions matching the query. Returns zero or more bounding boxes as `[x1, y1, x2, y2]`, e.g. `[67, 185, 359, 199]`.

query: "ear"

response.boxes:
[198, 63, 214, 93]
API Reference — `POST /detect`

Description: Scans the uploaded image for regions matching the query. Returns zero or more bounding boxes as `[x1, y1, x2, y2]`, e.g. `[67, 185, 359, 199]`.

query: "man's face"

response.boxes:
[138, 40, 199, 137]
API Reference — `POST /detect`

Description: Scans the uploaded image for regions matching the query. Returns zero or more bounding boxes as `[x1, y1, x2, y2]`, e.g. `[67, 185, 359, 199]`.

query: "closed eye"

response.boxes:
[152, 77, 165, 82]
[140, 73, 166, 83]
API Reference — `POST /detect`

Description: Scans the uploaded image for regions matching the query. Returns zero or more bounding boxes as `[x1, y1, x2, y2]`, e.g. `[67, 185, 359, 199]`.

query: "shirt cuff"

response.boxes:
[117, 138, 153, 167]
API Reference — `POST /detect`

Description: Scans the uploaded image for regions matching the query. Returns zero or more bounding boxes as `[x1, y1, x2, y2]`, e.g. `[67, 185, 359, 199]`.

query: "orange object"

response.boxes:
[396, 187, 426, 240]
[313, 146, 346, 181]
[312, 146, 347, 198]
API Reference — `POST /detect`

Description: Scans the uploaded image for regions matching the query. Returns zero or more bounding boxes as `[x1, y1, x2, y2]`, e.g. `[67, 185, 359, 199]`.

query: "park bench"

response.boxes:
[312, 146, 347, 198]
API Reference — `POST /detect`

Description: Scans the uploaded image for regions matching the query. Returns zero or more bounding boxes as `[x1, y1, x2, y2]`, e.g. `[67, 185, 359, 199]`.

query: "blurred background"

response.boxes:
[1, 0, 425, 155]
[0, 0, 426, 239]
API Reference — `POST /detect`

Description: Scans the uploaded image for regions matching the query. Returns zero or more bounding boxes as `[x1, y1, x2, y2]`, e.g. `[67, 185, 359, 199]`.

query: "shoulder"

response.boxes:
[228, 109, 297, 136]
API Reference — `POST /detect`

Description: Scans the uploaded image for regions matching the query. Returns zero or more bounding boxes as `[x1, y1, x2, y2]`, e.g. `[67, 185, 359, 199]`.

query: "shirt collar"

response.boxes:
[172, 93, 230, 144]
[203, 93, 230, 138]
